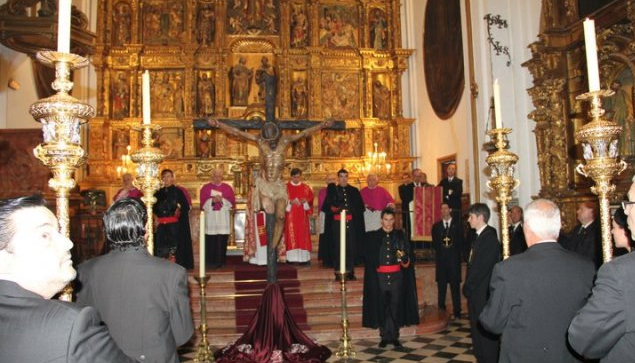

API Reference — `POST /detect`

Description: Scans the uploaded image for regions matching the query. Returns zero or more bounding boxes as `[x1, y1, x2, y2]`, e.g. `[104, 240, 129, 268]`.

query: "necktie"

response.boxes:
[444, 222, 449, 230]
[578, 226, 585, 235]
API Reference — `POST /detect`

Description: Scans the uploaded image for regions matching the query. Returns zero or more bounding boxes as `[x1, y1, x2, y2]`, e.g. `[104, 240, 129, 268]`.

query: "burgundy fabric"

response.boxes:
[215, 283, 331, 363]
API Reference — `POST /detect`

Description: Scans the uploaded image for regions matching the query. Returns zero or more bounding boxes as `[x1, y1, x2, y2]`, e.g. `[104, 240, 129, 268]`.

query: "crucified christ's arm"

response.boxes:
[207, 117, 259, 142]
[286, 119, 334, 143]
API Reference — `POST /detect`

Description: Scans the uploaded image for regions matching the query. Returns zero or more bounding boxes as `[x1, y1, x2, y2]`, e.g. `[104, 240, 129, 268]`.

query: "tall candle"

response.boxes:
[493, 79, 502, 129]
[199, 211, 206, 277]
[583, 18, 601, 92]
[339, 209, 346, 274]
[142, 71, 151, 124]
[57, 0, 71, 53]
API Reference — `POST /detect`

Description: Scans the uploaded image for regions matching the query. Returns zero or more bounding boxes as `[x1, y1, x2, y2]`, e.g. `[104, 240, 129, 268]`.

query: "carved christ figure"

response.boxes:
[208, 118, 333, 250]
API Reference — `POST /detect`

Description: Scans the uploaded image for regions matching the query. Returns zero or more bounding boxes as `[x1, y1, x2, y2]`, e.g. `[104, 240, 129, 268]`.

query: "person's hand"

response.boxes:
[208, 118, 219, 127]
[324, 119, 334, 128]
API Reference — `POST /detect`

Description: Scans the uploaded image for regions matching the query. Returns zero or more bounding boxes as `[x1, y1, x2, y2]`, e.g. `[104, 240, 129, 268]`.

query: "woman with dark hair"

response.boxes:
[612, 206, 633, 253]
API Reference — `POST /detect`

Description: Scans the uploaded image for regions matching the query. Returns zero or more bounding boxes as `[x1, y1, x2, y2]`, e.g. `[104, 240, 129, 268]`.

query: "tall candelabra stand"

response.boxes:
[194, 276, 213, 362]
[574, 90, 627, 263]
[29, 51, 95, 301]
[485, 128, 520, 260]
[130, 123, 164, 255]
[335, 272, 355, 358]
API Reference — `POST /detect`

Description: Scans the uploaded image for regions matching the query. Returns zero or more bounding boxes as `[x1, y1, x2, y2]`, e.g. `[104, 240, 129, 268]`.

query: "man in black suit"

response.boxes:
[0, 195, 135, 363]
[560, 201, 601, 268]
[438, 163, 463, 220]
[480, 199, 595, 363]
[568, 181, 635, 362]
[77, 198, 194, 363]
[508, 205, 527, 255]
[463, 203, 500, 363]
[398, 168, 432, 237]
[432, 203, 464, 319]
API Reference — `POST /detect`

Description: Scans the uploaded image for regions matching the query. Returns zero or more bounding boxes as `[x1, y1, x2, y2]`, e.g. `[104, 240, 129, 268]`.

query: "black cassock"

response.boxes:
[362, 228, 419, 329]
[153, 185, 193, 269]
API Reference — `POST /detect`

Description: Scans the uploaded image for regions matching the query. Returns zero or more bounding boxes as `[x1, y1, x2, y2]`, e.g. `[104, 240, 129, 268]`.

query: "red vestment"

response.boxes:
[284, 182, 314, 262]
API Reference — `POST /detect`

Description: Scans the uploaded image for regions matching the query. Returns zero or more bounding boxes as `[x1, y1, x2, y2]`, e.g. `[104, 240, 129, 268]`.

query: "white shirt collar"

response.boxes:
[476, 225, 487, 236]
[290, 181, 302, 186]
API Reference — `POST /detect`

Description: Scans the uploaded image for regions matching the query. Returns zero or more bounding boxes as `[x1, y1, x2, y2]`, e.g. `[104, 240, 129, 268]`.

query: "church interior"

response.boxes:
[1, 0, 634, 361]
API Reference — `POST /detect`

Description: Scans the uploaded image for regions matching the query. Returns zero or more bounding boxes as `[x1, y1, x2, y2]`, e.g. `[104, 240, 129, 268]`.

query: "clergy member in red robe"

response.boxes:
[284, 168, 314, 264]
[200, 168, 236, 269]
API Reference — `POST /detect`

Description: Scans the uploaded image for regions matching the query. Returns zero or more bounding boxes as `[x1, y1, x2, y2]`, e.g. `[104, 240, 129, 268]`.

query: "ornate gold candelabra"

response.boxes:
[574, 90, 626, 263]
[29, 51, 95, 301]
[335, 272, 355, 358]
[485, 128, 520, 260]
[130, 123, 165, 255]
[194, 276, 213, 362]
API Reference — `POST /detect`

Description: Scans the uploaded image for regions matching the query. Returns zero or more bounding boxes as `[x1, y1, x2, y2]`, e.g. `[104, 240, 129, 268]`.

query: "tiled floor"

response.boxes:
[180, 318, 476, 363]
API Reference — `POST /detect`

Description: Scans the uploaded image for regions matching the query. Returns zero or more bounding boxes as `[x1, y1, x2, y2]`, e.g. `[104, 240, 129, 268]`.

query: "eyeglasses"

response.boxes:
[621, 201, 635, 210]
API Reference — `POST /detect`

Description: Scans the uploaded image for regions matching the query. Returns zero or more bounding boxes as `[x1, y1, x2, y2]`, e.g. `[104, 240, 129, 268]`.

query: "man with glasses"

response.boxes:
[568, 179, 635, 362]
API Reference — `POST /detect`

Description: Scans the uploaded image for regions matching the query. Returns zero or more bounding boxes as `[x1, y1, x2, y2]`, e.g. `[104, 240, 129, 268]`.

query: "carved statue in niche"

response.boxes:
[112, 72, 129, 119]
[196, 130, 214, 158]
[173, 73, 184, 117]
[256, 57, 275, 102]
[113, 2, 131, 45]
[226, 0, 280, 35]
[290, 4, 308, 48]
[198, 72, 215, 117]
[291, 77, 308, 118]
[143, 5, 162, 43]
[373, 80, 391, 119]
[293, 137, 307, 158]
[319, 5, 358, 48]
[143, 2, 183, 44]
[197, 4, 216, 46]
[604, 71, 635, 156]
[113, 129, 129, 159]
[369, 8, 388, 50]
[168, 3, 184, 40]
[230, 57, 254, 106]
[321, 72, 359, 119]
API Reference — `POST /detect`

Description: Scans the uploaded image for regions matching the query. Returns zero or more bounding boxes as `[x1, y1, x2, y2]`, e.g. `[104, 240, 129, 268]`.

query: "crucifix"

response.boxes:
[193, 77, 344, 283]
[443, 236, 452, 248]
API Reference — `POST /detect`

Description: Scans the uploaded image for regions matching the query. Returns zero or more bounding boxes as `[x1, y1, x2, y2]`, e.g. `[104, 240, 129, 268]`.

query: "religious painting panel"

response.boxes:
[226, 0, 281, 36]
[372, 74, 391, 119]
[290, 2, 309, 48]
[227, 54, 276, 112]
[604, 66, 635, 158]
[195, 2, 216, 47]
[195, 129, 215, 158]
[89, 122, 110, 159]
[112, 1, 131, 46]
[196, 70, 216, 117]
[368, 7, 388, 50]
[148, 70, 186, 118]
[142, 1, 186, 45]
[111, 70, 130, 120]
[321, 129, 362, 157]
[291, 71, 308, 118]
[319, 4, 359, 49]
[112, 128, 130, 160]
[371, 127, 390, 156]
[321, 72, 359, 119]
[150, 127, 184, 159]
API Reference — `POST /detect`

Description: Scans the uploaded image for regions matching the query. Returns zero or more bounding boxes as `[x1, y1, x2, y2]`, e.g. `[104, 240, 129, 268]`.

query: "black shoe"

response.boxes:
[347, 272, 357, 281]
[378, 340, 388, 348]
[392, 340, 402, 348]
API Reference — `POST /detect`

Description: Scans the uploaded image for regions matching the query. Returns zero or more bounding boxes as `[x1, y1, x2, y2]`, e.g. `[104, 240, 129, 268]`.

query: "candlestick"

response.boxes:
[200, 211, 206, 278]
[339, 209, 346, 274]
[57, 0, 71, 53]
[493, 79, 502, 129]
[583, 18, 601, 92]
[142, 70, 151, 124]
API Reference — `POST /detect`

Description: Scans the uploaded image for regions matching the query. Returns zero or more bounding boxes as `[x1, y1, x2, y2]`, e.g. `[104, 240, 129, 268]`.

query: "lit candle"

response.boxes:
[142, 71, 151, 124]
[57, 0, 71, 53]
[493, 79, 503, 129]
[340, 209, 346, 274]
[583, 18, 601, 92]
[199, 211, 206, 277]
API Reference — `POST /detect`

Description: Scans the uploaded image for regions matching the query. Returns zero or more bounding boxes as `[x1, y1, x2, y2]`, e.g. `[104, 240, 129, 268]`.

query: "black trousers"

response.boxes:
[155, 223, 178, 259]
[468, 292, 499, 363]
[378, 272, 403, 342]
[205, 234, 229, 268]
[332, 220, 357, 274]
[438, 279, 461, 317]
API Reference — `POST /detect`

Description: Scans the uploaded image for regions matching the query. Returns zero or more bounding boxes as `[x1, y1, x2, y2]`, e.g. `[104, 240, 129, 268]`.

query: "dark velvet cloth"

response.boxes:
[317, 212, 334, 268]
[215, 283, 331, 363]
[362, 228, 419, 329]
[154, 185, 193, 269]
[398, 182, 432, 236]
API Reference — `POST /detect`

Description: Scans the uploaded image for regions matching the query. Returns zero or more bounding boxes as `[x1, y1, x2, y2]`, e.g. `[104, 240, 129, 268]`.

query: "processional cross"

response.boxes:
[193, 74, 344, 283]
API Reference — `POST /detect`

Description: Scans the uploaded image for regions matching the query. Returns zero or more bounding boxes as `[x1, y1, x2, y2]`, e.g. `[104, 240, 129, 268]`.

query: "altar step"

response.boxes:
[187, 258, 449, 347]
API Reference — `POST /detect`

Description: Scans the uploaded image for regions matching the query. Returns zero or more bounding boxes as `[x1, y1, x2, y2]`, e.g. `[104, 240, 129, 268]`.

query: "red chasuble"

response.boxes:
[284, 182, 314, 261]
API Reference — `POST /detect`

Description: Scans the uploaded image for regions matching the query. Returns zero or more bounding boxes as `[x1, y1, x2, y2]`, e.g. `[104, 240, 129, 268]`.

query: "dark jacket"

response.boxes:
[431, 217, 464, 282]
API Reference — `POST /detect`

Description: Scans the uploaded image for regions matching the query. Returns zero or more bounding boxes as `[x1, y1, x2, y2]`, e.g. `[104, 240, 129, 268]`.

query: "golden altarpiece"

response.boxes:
[83, 0, 415, 203]
[524, 0, 635, 230]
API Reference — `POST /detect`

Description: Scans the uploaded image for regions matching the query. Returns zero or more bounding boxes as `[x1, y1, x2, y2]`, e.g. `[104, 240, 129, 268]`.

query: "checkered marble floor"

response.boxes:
[179, 318, 475, 363]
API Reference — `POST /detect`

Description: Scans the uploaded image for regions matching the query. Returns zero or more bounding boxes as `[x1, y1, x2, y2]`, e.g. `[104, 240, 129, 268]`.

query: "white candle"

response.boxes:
[142, 71, 151, 124]
[339, 209, 346, 274]
[583, 18, 601, 92]
[57, 0, 71, 53]
[199, 211, 206, 277]
[493, 79, 503, 129]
